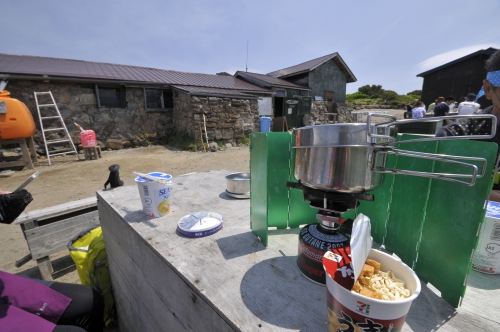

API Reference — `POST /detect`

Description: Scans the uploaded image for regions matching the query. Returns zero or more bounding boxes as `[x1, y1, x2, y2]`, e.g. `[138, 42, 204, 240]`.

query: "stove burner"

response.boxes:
[286, 181, 374, 213]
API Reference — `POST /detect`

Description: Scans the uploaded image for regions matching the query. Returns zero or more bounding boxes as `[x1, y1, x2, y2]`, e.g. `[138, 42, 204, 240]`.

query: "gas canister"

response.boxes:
[297, 219, 352, 284]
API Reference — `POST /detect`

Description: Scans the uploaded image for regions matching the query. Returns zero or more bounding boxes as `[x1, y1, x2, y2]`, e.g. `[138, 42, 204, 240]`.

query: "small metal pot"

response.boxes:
[226, 172, 250, 198]
[292, 114, 496, 193]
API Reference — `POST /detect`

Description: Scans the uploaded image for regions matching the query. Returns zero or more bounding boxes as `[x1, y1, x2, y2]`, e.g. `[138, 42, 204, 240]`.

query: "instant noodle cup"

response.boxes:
[135, 172, 172, 218]
[323, 248, 420, 332]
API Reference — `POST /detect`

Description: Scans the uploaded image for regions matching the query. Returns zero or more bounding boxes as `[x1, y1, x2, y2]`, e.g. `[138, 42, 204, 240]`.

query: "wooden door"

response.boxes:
[325, 91, 335, 113]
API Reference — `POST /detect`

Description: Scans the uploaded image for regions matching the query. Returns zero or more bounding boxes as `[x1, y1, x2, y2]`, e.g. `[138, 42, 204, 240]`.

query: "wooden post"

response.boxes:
[203, 115, 209, 149]
[198, 122, 206, 152]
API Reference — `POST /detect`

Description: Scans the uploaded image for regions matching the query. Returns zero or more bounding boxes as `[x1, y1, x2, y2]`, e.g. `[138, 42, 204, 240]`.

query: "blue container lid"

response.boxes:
[135, 172, 172, 183]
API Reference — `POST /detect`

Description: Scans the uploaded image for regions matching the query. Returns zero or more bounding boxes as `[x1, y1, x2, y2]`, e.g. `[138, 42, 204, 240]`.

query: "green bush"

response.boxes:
[238, 135, 250, 144]
[346, 92, 369, 100]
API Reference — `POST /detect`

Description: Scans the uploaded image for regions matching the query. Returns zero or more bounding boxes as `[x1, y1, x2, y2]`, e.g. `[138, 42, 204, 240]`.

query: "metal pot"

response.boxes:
[292, 114, 496, 193]
[225, 172, 250, 198]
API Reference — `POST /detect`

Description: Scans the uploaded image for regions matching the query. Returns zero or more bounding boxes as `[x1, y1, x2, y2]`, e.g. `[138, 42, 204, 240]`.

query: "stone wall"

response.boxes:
[6, 80, 172, 150]
[303, 101, 353, 126]
[173, 93, 258, 143]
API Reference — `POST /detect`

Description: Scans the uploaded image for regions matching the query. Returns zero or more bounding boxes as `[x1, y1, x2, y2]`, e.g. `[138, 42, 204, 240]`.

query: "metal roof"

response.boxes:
[267, 52, 357, 83]
[416, 47, 498, 77]
[0, 53, 269, 92]
[172, 86, 262, 99]
[234, 71, 310, 90]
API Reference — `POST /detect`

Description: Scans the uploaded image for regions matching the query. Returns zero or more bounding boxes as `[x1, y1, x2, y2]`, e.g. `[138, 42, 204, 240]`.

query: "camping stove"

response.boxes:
[287, 181, 374, 284]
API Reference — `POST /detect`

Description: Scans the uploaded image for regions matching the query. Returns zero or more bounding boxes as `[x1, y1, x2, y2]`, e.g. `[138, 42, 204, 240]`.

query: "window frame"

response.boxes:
[144, 88, 174, 112]
[94, 84, 126, 108]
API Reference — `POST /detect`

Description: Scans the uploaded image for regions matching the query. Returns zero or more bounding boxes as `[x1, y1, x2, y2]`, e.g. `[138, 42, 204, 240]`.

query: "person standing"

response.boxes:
[427, 99, 438, 113]
[411, 101, 426, 118]
[457, 93, 481, 115]
[434, 96, 455, 125]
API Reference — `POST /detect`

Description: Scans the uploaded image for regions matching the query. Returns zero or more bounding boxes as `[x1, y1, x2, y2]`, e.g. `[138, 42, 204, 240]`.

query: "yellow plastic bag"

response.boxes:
[68, 226, 116, 327]
[68, 226, 102, 286]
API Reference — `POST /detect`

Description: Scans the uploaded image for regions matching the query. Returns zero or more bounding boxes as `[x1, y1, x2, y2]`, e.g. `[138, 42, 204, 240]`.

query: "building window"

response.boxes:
[94, 84, 126, 108]
[144, 88, 173, 110]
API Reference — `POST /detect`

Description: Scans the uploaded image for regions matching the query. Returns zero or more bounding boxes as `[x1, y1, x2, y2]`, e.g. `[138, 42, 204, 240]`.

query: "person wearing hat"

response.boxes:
[457, 93, 481, 115]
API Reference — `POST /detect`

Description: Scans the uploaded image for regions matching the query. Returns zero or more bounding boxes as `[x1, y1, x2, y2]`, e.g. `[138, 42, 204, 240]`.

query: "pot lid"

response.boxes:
[177, 212, 223, 238]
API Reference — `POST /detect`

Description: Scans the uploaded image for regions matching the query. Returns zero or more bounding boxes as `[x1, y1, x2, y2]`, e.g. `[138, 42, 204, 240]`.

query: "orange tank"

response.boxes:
[0, 90, 36, 139]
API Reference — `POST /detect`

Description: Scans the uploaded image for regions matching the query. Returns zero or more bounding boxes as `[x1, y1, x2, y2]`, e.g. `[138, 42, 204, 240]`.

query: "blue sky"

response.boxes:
[1, 0, 499, 95]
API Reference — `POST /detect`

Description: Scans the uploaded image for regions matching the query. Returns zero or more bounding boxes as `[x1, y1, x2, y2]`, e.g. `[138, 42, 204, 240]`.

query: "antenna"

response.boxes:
[246, 40, 249, 72]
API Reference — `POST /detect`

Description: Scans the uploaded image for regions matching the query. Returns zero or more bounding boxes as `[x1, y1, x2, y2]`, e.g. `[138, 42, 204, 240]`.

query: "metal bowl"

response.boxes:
[225, 172, 250, 198]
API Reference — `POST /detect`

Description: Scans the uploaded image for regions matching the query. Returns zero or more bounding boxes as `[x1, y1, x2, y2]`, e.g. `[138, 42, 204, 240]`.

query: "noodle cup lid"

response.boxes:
[135, 172, 172, 183]
[323, 248, 355, 290]
[177, 212, 223, 238]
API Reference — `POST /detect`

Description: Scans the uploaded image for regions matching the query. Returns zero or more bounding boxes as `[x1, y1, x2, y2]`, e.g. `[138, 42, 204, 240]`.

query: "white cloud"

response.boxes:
[417, 44, 500, 72]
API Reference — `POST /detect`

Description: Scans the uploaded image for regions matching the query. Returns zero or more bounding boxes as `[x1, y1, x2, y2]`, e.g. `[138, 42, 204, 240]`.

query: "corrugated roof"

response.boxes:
[0, 53, 270, 92]
[235, 71, 309, 90]
[416, 47, 498, 77]
[267, 52, 357, 83]
[172, 85, 260, 99]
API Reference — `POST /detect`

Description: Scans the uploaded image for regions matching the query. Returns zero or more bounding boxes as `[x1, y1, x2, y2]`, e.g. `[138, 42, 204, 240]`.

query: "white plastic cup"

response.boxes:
[135, 172, 172, 218]
[324, 249, 421, 331]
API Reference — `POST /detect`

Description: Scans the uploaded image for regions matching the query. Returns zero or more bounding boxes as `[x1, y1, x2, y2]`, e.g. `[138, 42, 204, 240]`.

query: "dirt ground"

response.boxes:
[0, 145, 251, 283]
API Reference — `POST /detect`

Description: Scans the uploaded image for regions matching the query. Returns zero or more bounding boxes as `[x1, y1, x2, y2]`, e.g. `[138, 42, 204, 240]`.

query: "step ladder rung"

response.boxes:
[43, 127, 65, 132]
[46, 138, 71, 144]
[35, 91, 79, 165]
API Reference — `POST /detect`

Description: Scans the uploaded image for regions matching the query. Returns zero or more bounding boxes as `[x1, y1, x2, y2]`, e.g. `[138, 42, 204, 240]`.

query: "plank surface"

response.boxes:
[97, 170, 500, 332]
[16, 197, 97, 224]
[25, 210, 99, 259]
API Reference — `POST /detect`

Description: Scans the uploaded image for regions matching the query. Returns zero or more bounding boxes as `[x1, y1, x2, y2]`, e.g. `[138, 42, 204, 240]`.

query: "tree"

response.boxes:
[381, 90, 398, 102]
[406, 90, 422, 96]
[358, 85, 383, 98]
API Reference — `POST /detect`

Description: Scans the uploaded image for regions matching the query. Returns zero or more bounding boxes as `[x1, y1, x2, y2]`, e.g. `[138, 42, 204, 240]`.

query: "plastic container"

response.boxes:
[0, 90, 36, 139]
[323, 249, 420, 331]
[80, 130, 97, 147]
[135, 172, 172, 218]
[472, 201, 500, 274]
[259, 116, 272, 132]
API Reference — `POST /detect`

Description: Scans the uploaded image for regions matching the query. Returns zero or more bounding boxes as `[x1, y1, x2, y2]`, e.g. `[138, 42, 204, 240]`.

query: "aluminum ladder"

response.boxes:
[34, 91, 79, 165]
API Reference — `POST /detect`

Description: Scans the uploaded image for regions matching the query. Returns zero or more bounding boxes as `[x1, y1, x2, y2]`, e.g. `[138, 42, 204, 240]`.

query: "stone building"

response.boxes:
[0, 52, 357, 152]
[0, 53, 272, 150]
[236, 52, 357, 128]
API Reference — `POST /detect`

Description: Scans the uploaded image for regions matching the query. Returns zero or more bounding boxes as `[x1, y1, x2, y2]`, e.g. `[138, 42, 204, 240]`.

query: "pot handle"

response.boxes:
[366, 113, 398, 143]
[367, 114, 497, 145]
[373, 149, 488, 186]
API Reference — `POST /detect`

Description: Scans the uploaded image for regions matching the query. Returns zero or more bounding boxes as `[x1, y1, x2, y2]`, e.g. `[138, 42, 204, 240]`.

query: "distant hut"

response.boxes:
[417, 47, 497, 109]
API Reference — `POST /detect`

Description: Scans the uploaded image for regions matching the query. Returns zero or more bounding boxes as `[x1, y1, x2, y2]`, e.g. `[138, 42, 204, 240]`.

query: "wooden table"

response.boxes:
[97, 170, 500, 332]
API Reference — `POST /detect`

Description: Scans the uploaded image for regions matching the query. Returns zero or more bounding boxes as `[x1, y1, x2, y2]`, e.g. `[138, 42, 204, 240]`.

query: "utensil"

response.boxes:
[225, 172, 250, 198]
[14, 171, 41, 192]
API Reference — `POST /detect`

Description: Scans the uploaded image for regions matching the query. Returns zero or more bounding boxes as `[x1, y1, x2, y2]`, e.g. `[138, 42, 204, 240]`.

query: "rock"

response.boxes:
[107, 139, 124, 150]
[0, 151, 21, 162]
[225, 143, 232, 148]
[0, 170, 15, 178]
[209, 142, 218, 152]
